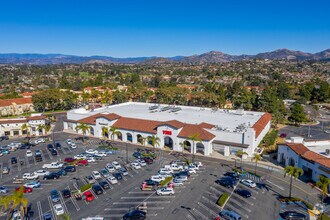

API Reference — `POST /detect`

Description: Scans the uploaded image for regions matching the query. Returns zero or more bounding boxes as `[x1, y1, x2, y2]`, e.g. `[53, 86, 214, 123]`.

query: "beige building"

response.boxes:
[0, 97, 34, 116]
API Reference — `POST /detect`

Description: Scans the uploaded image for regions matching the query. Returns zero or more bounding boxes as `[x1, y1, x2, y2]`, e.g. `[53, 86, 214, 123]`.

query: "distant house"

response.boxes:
[0, 97, 34, 116]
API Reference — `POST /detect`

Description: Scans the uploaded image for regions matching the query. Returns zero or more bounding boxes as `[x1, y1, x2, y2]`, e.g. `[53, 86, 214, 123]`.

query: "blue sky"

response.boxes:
[0, 0, 329, 57]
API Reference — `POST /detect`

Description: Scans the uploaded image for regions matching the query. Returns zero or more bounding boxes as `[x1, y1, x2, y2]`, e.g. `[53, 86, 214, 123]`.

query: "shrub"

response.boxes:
[160, 177, 173, 186]
[216, 193, 229, 207]
[80, 183, 92, 192]
[321, 213, 330, 220]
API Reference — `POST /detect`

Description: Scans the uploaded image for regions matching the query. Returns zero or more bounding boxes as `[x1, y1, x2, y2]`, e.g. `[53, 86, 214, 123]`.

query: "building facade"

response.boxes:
[0, 97, 34, 116]
[277, 137, 330, 182]
[0, 115, 48, 137]
[64, 102, 271, 157]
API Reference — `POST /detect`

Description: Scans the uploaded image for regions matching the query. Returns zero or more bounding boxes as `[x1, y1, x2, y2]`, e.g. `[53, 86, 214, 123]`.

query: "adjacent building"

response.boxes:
[0, 114, 48, 137]
[277, 137, 330, 182]
[0, 97, 34, 116]
[64, 102, 271, 157]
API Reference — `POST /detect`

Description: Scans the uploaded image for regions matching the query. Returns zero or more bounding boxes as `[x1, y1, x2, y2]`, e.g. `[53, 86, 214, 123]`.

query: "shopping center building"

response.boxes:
[64, 102, 271, 157]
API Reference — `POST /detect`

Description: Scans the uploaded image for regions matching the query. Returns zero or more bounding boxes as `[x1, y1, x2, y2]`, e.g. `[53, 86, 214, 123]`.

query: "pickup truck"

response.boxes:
[141, 182, 156, 191]
[164, 164, 183, 171]
[74, 159, 88, 166]
[42, 162, 64, 169]
[22, 172, 39, 180]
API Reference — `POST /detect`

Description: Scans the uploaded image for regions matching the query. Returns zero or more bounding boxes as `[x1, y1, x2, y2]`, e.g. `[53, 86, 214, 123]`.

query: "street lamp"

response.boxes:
[126, 142, 129, 164]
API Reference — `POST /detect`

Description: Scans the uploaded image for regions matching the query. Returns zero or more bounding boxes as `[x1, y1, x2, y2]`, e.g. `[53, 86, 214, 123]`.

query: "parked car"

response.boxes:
[92, 184, 103, 195]
[137, 159, 146, 167]
[131, 162, 141, 170]
[56, 169, 67, 176]
[107, 175, 118, 184]
[133, 152, 141, 159]
[34, 170, 50, 177]
[86, 157, 96, 163]
[234, 189, 251, 198]
[50, 190, 60, 202]
[86, 149, 98, 155]
[66, 139, 73, 145]
[75, 159, 88, 166]
[99, 181, 110, 189]
[215, 178, 234, 188]
[156, 187, 174, 196]
[11, 157, 18, 164]
[280, 211, 307, 220]
[112, 161, 121, 169]
[142, 157, 153, 164]
[35, 155, 43, 162]
[83, 191, 94, 202]
[151, 175, 165, 183]
[43, 173, 60, 180]
[15, 186, 33, 193]
[26, 150, 33, 157]
[105, 163, 115, 173]
[85, 175, 96, 184]
[62, 189, 71, 198]
[0, 186, 8, 194]
[119, 167, 129, 176]
[240, 179, 256, 188]
[100, 169, 110, 178]
[47, 144, 54, 151]
[50, 149, 58, 156]
[24, 181, 41, 188]
[55, 143, 61, 149]
[70, 143, 77, 149]
[2, 167, 9, 174]
[123, 210, 146, 220]
[92, 171, 102, 180]
[43, 213, 52, 220]
[53, 204, 64, 216]
[64, 166, 76, 172]
[174, 176, 188, 182]
[113, 172, 123, 180]
[220, 210, 241, 220]
[224, 172, 239, 179]
[64, 157, 75, 163]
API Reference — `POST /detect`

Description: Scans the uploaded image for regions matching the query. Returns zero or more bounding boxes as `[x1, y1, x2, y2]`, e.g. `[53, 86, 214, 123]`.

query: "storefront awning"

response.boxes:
[212, 140, 249, 148]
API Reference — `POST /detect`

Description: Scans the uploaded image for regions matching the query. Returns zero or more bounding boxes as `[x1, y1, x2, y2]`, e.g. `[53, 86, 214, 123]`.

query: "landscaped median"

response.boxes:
[216, 192, 229, 208]
[160, 177, 173, 187]
[80, 183, 92, 192]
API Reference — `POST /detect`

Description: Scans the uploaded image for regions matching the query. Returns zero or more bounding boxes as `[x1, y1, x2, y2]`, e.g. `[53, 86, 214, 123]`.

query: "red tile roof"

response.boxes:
[113, 117, 160, 134]
[77, 113, 120, 125]
[198, 122, 215, 129]
[285, 143, 330, 169]
[158, 120, 185, 129]
[27, 115, 47, 121]
[0, 119, 27, 124]
[252, 113, 272, 138]
[0, 98, 32, 107]
[178, 124, 215, 141]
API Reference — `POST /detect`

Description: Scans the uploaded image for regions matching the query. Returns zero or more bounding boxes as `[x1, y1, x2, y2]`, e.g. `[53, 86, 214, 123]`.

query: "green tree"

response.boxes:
[21, 123, 29, 137]
[101, 90, 112, 105]
[148, 135, 160, 151]
[236, 150, 248, 171]
[188, 134, 202, 163]
[109, 127, 121, 141]
[37, 124, 45, 135]
[75, 123, 91, 142]
[2, 186, 29, 219]
[101, 127, 109, 140]
[60, 213, 72, 220]
[179, 141, 189, 153]
[251, 153, 262, 175]
[284, 166, 304, 198]
[288, 103, 307, 125]
[316, 175, 330, 204]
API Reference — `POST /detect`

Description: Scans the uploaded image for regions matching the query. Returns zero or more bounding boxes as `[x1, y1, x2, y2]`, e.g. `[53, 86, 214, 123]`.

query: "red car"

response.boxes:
[143, 157, 154, 164]
[75, 159, 88, 166]
[64, 157, 76, 163]
[16, 186, 33, 193]
[83, 191, 94, 202]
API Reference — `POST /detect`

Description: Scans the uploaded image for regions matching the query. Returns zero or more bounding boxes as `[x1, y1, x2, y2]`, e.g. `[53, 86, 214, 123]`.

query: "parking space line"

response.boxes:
[192, 207, 208, 219]
[66, 185, 80, 211]
[33, 154, 37, 165]
[128, 191, 155, 194]
[17, 156, 22, 171]
[37, 201, 43, 220]
[197, 201, 218, 218]
[103, 214, 158, 218]
[48, 196, 58, 220]
[59, 193, 69, 214]
[225, 202, 249, 219]
[201, 196, 221, 210]
[113, 201, 171, 205]
[104, 207, 164, 211]
[25, 155, 30, 168]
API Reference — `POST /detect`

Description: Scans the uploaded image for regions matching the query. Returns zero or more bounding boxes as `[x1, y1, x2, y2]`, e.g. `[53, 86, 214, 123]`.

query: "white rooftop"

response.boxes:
[69, 102, 265, 132]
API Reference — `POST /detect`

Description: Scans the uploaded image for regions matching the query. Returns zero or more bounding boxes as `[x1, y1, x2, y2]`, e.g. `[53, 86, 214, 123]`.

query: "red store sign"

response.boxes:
[162, 130, 172, 135]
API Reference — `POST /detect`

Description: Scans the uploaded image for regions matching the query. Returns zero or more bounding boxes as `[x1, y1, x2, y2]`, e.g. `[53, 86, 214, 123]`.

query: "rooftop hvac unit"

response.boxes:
[326, 149, 330, 155]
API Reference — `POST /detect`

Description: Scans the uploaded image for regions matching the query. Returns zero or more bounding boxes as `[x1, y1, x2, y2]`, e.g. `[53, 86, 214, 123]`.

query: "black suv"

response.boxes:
[43, 173, 60, 180]
[64, 166, 76, 172]
[55, 143, 61, 149]
[35, 155, 43, 162]
[215, 178, 234, 188]
[51, 149, 58, 156]
[47, 144, 54, 151]
[234, 189, 251, 198]
[280, 211, 307, 220]
[224, 172, 239, 179]
[11, 157, 17, 164]
[92, 184, 103, 195]
[123, 210, 146, 220]
[62, 189, 71, 198]
[99, 181, 110, 189]
[113, 172, 123, 180]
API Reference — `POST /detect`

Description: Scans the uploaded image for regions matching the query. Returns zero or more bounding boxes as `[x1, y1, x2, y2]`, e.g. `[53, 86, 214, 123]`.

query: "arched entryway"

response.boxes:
[126, 133, 133, 142]
[164, 136, 173, 149]
[147, 136, 152, 145]
[117, 132, 122, 141]
[279, 153, 285, 165]
[289, 157, 295, 166]
[183, 140, 191, 153]
[137, 134, 144, 145]
[90, 127, 94, 136]
[196, 142, 205, 155]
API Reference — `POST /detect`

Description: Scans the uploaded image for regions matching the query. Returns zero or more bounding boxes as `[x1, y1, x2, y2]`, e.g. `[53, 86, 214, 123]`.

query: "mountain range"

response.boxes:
[0, 49, 328, 65]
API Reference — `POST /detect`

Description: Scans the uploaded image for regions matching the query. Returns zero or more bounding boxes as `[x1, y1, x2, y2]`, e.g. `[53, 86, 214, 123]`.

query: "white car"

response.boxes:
[194, 161, 203, 167]
[34, 170, 50, 177]
[11, 211, 22, 220]
[94, 152, 106, 157]
[156, 187, 175, 196]
[107, 175, 118, 184]
[187, 168, 197, 174]
[137, 159, 147, 167]
[70, 143, 77, 149]
[92, 171, 101, 180]
[86, 149, 98, 155]
[22, 172, 39, 180]
[26, 150, 33, 157]
[131, 162, 141, 170]
[53, 204, 64, 216]
[158, 172, 172, 178]
[240, 179, 256, 188]
[151, 175, 165, 183]
[66, 139, 73, 145]
[24, 181, 41, 188]
[159, 168, 172, 174]
[173, 179, 184, 186]
[105, 163, 115, 173]
[86, 157, 96, 163]
[188, 164, 199, 171]
[112, 161, 121, 170]
[74, 154, 87, 160]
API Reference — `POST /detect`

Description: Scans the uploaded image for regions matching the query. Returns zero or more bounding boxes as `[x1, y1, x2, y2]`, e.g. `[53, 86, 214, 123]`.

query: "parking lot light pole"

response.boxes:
[126, 142, 129, 164]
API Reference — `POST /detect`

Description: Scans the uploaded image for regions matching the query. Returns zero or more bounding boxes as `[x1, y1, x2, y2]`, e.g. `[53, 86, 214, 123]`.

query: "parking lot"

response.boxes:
[0, 132, 319, 220]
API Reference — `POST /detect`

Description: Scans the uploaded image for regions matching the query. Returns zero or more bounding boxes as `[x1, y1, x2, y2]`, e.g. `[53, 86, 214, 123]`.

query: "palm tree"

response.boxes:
[4, 186, 29, 219]
[148, 135, 160, 151]
[37, 124, 45, 135]
[140, 136, 147, 146]
[101, 127, 109, 140]
[236, 150, 248, 171]
[109, 127, 121, 141]
[316, 175, 330, 205]
[44, 124, 51, 134]
[21, 124, 29, 137]
[179, 141, 189, 153]
[0, 196, 11, 218]
[75, 123, 92, 142]
[188, 134, 202, 163]
[284, 166, 304, 198]
[251, 153, 262, 175]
